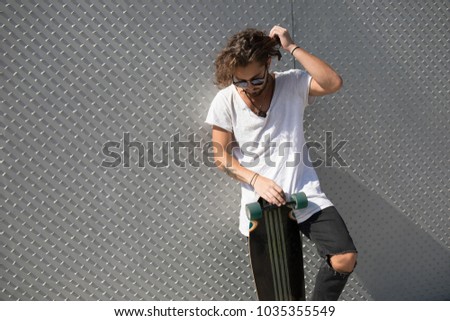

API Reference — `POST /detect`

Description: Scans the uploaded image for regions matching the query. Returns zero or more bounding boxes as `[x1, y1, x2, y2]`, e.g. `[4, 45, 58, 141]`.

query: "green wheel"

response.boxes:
[291, 192, 308, 209]
[246, 202, 262, 220]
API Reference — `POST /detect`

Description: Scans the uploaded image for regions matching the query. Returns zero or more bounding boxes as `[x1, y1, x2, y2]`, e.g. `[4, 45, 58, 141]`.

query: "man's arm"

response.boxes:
[211, 125, 286, 206]
[211, 125, 254, 184]
[289, 46, 343, 96]
[269, 25, 343, 96]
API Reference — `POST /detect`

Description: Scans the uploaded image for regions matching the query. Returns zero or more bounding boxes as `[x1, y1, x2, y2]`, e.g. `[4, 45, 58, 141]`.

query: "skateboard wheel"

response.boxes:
[291, 192, 308, 209]
[246, 202, 262, 220]
[288, 211, 297, 221]
[248, 221, 258, 233]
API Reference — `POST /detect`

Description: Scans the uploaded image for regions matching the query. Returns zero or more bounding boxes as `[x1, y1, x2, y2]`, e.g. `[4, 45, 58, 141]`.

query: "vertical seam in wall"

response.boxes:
[290, 0, 297, 69]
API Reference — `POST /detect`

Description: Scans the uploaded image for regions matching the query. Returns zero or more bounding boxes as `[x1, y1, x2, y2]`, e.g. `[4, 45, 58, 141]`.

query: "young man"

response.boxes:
[205, 26, 357, 300]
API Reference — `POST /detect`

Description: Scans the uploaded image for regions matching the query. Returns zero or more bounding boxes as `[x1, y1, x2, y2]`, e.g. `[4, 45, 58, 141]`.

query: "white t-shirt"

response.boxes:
[205, 69, 333, 236]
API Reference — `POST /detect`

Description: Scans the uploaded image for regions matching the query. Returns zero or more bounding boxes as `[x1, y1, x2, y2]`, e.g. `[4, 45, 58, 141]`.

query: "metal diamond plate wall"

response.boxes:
[1, 0, 449, 300]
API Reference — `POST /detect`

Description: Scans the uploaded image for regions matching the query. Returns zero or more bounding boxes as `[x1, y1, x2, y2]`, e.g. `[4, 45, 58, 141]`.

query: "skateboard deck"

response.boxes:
[247, 192, 307, 301]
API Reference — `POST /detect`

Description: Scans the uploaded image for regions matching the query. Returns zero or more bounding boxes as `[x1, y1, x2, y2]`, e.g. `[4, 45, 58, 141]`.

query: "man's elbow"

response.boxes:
[334, 76, 344, 92]
[213, 156, 225, 171]
[329, 76, 343, 93]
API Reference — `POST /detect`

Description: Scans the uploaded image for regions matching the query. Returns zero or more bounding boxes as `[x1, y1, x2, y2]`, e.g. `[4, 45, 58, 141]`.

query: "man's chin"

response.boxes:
[245, 89, 263, 97]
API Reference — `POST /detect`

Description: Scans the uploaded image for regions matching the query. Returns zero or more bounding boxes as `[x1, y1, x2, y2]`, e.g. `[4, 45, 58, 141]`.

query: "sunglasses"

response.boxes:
[233, 67, 267, 88]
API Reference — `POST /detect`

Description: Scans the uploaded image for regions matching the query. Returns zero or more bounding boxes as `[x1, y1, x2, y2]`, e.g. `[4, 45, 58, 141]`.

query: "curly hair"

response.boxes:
[214, 28, 281, 88]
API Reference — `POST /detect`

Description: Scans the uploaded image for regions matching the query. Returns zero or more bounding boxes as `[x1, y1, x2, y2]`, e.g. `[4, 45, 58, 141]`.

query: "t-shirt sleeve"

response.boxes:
[205, 91, 233, 132]
[292, 69, 316, 107]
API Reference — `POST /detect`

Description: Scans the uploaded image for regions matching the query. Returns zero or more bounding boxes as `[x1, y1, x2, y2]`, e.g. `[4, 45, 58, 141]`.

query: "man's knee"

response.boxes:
[329, 252, 357, 274]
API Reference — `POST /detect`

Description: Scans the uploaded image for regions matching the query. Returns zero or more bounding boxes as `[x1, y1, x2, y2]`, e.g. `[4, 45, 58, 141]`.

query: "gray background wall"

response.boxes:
[1, 0, 449, 300]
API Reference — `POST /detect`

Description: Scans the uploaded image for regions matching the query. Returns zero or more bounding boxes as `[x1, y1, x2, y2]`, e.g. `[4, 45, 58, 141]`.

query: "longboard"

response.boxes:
[247, 192, 307, 301]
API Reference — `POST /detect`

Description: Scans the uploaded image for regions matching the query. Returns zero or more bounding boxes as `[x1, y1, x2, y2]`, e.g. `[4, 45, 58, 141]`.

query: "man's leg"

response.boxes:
[311, 252, 357, 300]
[298, 207, 357, 301]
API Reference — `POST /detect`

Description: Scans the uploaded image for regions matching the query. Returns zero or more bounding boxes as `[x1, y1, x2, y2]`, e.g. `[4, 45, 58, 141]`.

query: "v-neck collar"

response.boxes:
[234, 72, 279, 118]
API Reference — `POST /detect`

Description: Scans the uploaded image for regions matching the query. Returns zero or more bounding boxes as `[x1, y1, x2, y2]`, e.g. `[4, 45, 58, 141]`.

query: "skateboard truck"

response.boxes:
[246, 192, 308, 221]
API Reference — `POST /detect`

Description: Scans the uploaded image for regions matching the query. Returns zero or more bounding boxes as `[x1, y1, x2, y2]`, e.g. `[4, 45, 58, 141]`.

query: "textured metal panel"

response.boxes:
[1, 0, 448, 301]
[294, 0, 449, 300]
